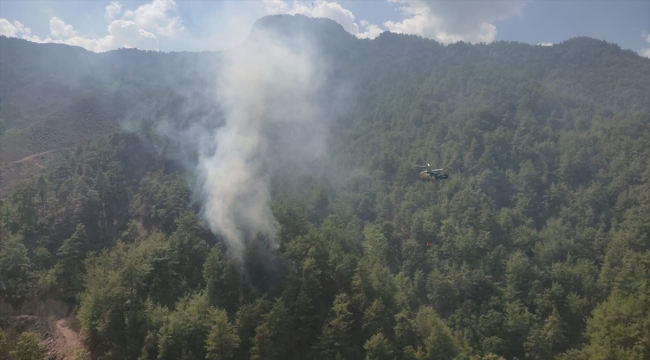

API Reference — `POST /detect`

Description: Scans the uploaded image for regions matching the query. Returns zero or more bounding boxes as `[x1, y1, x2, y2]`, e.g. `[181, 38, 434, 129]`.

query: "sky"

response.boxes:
[0, 0, 649, 57]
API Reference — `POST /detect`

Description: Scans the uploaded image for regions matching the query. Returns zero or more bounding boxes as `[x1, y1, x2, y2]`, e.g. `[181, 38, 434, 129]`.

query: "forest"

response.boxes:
[1, 14, 649, 360]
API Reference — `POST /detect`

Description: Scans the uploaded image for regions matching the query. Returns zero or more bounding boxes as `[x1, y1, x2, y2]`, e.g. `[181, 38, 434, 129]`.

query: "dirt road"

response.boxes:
[7, 147, 74, 165]
[47, 319, 88, 360]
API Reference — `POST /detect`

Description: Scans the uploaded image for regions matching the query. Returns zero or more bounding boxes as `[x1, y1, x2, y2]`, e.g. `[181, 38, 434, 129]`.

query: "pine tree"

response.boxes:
[9, 331, 45, 360]
[364, 333, 396, 360]
[205, 308, 240, 360]
[53, 223, 88, 306]
[318, 293, 354, 359]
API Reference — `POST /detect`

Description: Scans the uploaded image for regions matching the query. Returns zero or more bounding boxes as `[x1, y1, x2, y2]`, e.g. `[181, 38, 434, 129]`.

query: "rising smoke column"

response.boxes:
[197, 25, 327, 261]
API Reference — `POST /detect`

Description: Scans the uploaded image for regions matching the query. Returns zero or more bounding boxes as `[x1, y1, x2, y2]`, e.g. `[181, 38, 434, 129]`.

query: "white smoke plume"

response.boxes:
[196, 23, 327, 261]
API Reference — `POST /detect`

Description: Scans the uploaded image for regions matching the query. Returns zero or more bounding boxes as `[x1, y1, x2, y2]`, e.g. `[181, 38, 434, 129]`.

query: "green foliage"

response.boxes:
[9, 331, 45, 360]
[157, 291, 214, 360]
[318, 293, 355, 359]
[568, 291, 650, 359]
[131, 172, 191, 234]
[51, 223, 88, 305]
[364, 333, 396, 360]
[249, 299, 292, 360]
[203, 245, 240, 314]
[413, 306, 468, 360]
[77, 236, 165, 359]
[205, 308, 240, 360]
[0, 328, 8, 359]
[0, 233, 35, 308]
[1, 16, 649, 360]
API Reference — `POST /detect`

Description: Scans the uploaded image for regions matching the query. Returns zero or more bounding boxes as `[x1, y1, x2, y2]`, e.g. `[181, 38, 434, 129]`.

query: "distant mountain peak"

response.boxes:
[556, 36, 623, 50]
[249, 14, 354, 42]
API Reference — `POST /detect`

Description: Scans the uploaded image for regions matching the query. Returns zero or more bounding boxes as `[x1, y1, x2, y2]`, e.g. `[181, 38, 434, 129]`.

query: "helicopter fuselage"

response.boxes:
[419, 170, 448, 181]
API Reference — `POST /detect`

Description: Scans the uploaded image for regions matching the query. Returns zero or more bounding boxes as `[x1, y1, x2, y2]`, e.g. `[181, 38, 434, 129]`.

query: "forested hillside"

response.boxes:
[1, 14, 649, 360]
[1, 15, 647, 162]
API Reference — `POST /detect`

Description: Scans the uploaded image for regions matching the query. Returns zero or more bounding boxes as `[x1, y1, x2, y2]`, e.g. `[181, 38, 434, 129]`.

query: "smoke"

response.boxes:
[111, 15, 339, 265]
[196, 22, 328, 261]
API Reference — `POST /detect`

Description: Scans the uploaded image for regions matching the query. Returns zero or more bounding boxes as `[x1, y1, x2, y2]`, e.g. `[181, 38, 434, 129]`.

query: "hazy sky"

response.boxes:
[1, 0, 649, 57]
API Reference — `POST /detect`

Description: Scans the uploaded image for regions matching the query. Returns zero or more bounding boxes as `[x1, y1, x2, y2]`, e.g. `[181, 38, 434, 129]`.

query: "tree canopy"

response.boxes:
[1, 14, 649, 360]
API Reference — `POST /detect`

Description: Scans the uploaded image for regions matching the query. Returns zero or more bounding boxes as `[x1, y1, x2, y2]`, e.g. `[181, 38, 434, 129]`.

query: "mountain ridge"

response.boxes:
[1, 15, 649, 360]
[1, 15, 648, 165]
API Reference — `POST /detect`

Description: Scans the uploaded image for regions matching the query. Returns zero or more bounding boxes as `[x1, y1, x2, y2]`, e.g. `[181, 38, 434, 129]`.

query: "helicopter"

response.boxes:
[413, 163, 449, 181]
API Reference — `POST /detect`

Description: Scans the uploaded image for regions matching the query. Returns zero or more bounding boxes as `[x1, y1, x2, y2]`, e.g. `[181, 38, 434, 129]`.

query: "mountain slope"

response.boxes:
[1, 17, 648, 165]
[1, 15, 649, 360]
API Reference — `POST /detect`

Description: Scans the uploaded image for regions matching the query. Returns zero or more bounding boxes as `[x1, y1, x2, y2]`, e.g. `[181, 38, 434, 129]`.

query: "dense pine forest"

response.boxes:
[1, 15, 649, 360]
